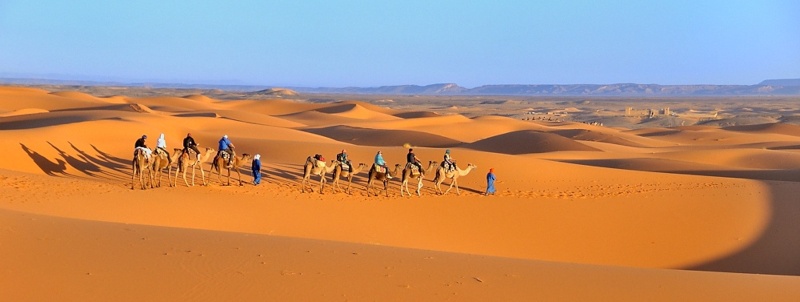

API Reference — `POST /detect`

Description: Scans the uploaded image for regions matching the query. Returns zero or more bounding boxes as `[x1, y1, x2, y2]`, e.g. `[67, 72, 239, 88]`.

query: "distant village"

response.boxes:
[521, 106, 720, 127]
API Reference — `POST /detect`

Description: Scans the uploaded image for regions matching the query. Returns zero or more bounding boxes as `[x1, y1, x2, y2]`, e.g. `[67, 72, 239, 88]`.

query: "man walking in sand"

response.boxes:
[485, 168, 496, 196]
[252, 154, 261, 185]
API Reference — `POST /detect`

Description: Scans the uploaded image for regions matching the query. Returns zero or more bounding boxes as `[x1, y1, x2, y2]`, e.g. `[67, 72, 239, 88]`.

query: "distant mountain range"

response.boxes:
[294, 80, 800, 96]
[1, 77, 799, 96]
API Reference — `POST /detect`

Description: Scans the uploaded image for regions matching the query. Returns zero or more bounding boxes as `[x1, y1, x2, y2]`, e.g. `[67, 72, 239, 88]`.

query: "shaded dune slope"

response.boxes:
[303, 125, 462, 147]
[464, 130, 600, 154]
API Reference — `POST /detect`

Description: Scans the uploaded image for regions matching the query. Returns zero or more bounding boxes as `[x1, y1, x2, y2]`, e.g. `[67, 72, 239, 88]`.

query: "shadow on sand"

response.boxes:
[20, 143, 67, 176]
[685, 181, 800, 276]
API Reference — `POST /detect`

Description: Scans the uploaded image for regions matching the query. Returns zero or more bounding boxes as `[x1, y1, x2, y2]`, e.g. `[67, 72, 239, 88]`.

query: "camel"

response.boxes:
[330, 161, 366, 194]
[432, 163, 478, 195]
[301, 156, 337, 193]
[149, 148, 181, 188]
[400, 160, 438, 197]
[170, 147, 215, 187]
[366, 163, 400, 197]
[131, 149, 153, 190]
[208, 152, 252, 186]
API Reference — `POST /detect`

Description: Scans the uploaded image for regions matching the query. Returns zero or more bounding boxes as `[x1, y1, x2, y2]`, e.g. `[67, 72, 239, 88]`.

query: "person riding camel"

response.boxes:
[374, 150, 392, 179]
[217, 134, 236, 168]
[337, 149, 352, 173]
[183, 133, 200, 160]
[156, 133, 171, 165]
[407, 148, 423, 173]
[443, 149, 456, 172]
[134, 134, 152, 159]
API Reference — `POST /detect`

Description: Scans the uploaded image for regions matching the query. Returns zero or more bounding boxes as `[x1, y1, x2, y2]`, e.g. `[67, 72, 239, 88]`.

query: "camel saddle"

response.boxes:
[406, 162, 421, 176]
[441, 161, 456, 172]
[339, 162, 350, 171]
[373, 163, 386, 174]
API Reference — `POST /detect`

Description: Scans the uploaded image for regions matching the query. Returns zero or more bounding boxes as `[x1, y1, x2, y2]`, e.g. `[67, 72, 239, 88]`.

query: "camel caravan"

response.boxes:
[131, 134, 477, 196]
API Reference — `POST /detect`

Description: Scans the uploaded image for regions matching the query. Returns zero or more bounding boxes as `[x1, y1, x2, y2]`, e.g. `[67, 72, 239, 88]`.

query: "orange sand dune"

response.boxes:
[304, 125, 462, 147]
[313, 102, 400, 121]
[465, 130, 600, 154]
[0, 87, 111, 111]
[49, 90, 103, 101]
[725, 122, 800, 137]
[393, 110, 441, 118]
[2, 86, 800, 301]
[222, 98, 324, 115]
[0, 108, 49, 117]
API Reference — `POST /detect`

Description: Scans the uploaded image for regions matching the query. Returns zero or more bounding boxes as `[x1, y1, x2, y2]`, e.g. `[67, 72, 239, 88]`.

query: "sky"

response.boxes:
[1, 0, 798, 87]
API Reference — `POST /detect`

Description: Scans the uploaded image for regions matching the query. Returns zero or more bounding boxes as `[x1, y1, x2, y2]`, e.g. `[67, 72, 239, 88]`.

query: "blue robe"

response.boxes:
[252, 158, 261, 185]
[486, 172, 496, 194]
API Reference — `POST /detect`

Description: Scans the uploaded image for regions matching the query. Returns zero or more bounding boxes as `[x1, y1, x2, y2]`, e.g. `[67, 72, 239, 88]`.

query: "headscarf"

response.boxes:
[254, 154, 260, 160]
[489, 168, 494, 173]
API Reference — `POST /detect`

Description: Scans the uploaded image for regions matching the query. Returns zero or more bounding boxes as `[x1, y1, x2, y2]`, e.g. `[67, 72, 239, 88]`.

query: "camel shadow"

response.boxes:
[20, 144, 68, 176]
[90, 144, 130, 167]
[47, 141, 101, 176]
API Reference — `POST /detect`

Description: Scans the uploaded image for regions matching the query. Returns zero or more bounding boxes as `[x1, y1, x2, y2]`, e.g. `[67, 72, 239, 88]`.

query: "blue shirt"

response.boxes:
[374, 153, 385, 165]
[218, 137, 232, 151]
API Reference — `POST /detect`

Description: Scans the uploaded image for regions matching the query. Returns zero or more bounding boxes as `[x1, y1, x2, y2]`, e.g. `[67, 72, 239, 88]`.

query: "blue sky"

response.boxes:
[1, 1, 798, 87]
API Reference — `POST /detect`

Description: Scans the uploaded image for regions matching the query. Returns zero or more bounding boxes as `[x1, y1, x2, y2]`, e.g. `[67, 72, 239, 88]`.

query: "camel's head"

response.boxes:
[467, 163, 477, 169]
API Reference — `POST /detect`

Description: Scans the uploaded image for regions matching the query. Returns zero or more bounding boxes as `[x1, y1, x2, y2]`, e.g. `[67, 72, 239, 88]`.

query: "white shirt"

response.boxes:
[157, 134, 167, 149]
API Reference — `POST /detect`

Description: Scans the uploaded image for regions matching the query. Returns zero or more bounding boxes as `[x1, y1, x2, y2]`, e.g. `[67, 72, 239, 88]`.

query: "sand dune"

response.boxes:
[393, 111, 441, 118]
[304, 125, 462, 147]
[2, 86, 800, 301]
[725, 123, 800, 136]
[0, 108, 49, 117]
[465, 130, 600, 154]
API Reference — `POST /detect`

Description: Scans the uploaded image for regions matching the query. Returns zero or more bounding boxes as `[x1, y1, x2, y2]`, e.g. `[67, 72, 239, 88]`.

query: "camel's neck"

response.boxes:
[426, 163, 437, 173]
[457, 166, 475, 176]
[326, 164, 336, 173]
[199, 151, 214, 162]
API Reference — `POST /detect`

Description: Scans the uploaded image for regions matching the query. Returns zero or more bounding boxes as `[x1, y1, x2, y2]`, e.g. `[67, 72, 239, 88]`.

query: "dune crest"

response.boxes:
[465, 130, 600, 154]
[0, 108, 49, 117]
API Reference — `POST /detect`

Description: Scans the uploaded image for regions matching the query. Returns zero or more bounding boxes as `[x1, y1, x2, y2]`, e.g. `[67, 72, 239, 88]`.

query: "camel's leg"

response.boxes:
[302, 177, 308, 193]
[195, 164, 203, 186]
[416, 177, 423, 196]
[383, 180, 389, 197]
[166, 166, 172, 187]
[169, 166, 175, 187]
[443, 178, 457, 195]
[237, 167, 243, 186]
[318, 174, 325, 194]
[365, 179, 372, 196]
[131, 164, 137, 190]
[346, 176, 353, 195]
[214, 164, 223, 185]
[181, 166, 189, 187]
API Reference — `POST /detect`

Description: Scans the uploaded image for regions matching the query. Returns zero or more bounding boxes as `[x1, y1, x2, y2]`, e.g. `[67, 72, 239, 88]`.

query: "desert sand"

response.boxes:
[2, 85, 800, 301]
